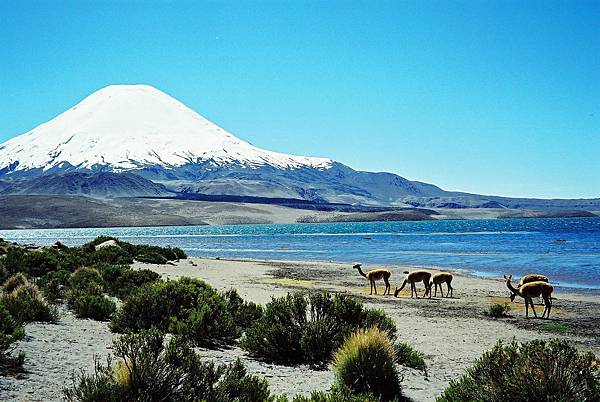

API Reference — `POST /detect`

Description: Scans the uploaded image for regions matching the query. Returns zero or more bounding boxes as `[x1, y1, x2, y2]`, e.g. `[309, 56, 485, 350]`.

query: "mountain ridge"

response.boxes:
[0, 84, 598, 210]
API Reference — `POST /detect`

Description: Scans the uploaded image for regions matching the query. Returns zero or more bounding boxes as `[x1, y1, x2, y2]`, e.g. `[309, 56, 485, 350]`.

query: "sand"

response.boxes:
[2, 258, 599, 401]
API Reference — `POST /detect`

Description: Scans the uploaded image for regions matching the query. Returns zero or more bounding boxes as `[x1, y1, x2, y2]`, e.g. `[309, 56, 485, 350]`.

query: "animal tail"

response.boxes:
[403, 271, 410, 274]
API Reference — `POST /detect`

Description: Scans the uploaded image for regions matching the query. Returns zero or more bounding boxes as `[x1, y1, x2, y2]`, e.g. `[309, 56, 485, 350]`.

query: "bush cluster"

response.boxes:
[222, 289, 263, 329]
[1, 236, 185, 322]
[3, 236, 185, 280]
[111, 278, 253, 346]
[394, 342, 427, 372]
[38, 269, 71, 303]
[0, 300, 26, 373]
[83, 236, 186, 262]
[102, 266, 160, 300]
[333, 327, 403, 401]
[134, 252, 168, 264]
[486, 303, 511, 318]
[64, 328, 270, 402]
[241, 292, 397, 365]
[64, 268, 116, 320]
[2, 272, 28, 293]
[273, 386, 381, 402]
[68, 290, 116, 321]
[437, 338, 600, 402]
[1, 276, 57, 323]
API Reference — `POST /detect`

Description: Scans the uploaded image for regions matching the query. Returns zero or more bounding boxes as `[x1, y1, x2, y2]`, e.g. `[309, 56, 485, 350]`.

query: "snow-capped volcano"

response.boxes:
[0, 85, 332, 173]
[0, 84, 452, 205]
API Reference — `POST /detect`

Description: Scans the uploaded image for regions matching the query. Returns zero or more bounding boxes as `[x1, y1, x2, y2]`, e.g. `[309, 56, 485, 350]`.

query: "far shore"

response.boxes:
[0, 195, 597, 229]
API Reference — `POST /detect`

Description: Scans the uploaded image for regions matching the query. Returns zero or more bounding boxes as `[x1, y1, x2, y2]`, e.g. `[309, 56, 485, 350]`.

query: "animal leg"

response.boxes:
[542, 294, 551, 319]
[529, 298, 538, 318]
[373, 280, 378, 295]
[384, 278, 390, 295]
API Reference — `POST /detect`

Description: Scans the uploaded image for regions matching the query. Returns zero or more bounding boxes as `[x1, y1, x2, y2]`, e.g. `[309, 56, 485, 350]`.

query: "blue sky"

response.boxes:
[0, 0, 598, 199]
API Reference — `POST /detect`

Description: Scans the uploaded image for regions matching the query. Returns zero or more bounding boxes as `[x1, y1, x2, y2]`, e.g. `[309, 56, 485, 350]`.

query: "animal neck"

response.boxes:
[398, 279, 408, 292]
[356, 266, 367, 278]
[506, 280, 521, 298]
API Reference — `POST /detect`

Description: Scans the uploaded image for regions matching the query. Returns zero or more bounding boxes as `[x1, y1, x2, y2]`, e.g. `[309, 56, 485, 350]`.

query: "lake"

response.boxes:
[1, 217, 599, 292]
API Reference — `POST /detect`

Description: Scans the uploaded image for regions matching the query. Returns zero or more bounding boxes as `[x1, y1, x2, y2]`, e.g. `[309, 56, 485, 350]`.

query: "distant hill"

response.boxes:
[0, 172, 171, 198]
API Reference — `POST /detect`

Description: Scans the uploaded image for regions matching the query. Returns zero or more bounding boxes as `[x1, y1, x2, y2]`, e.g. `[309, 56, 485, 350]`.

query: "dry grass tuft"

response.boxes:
[333, 327, 403, 401]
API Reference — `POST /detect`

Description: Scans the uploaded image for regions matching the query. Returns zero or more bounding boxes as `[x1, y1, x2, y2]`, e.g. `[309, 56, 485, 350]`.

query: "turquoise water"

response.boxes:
[1, 217, 599, 292]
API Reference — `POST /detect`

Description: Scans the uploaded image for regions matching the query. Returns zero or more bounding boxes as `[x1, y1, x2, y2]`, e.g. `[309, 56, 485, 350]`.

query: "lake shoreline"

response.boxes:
[3, 217, 599, 292]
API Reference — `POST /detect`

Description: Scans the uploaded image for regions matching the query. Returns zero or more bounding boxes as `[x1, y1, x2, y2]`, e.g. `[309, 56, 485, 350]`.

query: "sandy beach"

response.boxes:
[2, 257, 599, 401]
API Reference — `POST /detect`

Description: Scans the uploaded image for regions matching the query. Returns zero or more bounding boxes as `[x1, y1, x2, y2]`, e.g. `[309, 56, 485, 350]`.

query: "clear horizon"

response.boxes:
[0, 1, 598, 199]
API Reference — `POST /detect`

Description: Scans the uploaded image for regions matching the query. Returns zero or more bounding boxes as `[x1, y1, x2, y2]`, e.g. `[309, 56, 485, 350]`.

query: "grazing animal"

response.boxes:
[511, 273, 549, 302]
[354, 264, 391, 295]
[429, 272, 454, 298]
[394, 270, 432, 298]
[504, 275, 554, 319]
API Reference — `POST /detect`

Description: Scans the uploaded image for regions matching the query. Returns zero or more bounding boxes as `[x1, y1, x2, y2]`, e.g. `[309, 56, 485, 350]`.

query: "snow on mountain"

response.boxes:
[0, 85, 333, 173]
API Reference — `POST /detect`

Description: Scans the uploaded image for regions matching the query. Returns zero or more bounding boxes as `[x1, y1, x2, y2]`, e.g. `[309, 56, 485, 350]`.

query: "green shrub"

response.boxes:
[4, 248, 61, 277]
[212, 358, 271, 402]
[38, 269, 71, 303]
[362, 308, 398, 336]
[100, 264, 128, 285]
[2, 272, 28, 293]
[0, 257, 8, 285]
[222, 289, 263, 329]
[89, 246, 133, 266]
[135, 253, 168, 264]
[394, 342, 427, 372]
[111, 277, 240, 346]
[64, 329, 270, 402]
[241, 292, 307, 364]
[436, 339, 600, 402]
[82, 237, 186, 262]
[300, 320, 337, 364]
[1, 283, 57, 323]
[71, 292, 116, 321]
[275, 385, 379, 402]
[486, 303, 511, 318]
[63, 267, 114, 320]
[170, 247, 187, 260]
[169, 289, 240, 346]
[111, 277, 213, 332]
[241, 292, 397, 365]
[0, 301, 26, 373]
[69, 267, 104, 291]
[333, 327, 402, 401]
[107, 268, 160, 300]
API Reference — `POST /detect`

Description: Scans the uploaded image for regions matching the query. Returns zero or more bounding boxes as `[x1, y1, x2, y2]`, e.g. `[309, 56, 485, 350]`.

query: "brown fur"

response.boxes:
[428, 272, 454, 298]
[354, 264, 391, 295]
[394, 270, 432, 298]
[511, 274, 549, 302]
[504, 275, 554, 319]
